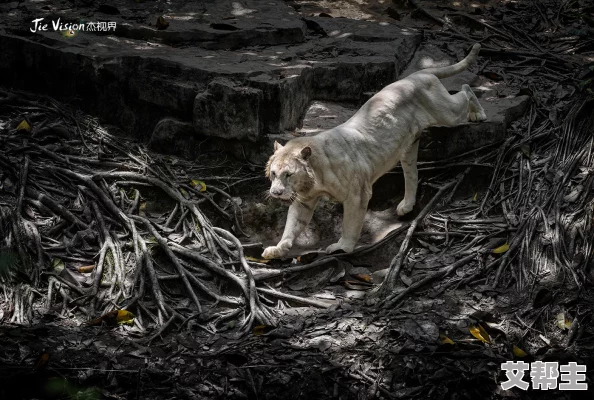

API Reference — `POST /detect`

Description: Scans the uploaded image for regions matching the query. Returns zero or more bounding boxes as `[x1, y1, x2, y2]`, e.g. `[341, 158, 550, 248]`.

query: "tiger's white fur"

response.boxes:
[263, 44, 486, 259]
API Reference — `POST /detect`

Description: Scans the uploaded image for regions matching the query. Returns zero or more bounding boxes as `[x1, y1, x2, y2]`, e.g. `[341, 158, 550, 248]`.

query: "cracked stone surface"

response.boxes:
[0, 0, 527, 164]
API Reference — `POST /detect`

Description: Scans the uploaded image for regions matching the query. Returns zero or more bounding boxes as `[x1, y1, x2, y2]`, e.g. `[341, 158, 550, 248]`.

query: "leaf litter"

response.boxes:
[1, 0, 594, 398]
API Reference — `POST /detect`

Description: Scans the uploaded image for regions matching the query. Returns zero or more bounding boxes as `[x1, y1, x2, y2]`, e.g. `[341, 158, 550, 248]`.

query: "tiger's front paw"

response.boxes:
[397, 199, 415, 216]
[326, 239, 355, 254]
[262, 244, 289, 259]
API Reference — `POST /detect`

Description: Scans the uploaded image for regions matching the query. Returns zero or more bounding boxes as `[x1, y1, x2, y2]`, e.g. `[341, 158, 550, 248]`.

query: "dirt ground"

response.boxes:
[1, 0, 594, 399]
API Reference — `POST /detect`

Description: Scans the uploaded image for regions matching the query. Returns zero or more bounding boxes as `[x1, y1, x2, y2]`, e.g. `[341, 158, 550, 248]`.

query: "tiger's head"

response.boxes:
[265, 141, 314, 202]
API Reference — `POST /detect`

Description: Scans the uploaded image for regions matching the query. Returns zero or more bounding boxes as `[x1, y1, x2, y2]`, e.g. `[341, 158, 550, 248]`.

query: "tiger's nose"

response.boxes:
[271, 188, 283, 196]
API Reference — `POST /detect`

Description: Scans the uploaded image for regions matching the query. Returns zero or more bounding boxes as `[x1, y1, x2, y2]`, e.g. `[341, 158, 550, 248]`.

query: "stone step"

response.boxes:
[0, 0, 420, 146]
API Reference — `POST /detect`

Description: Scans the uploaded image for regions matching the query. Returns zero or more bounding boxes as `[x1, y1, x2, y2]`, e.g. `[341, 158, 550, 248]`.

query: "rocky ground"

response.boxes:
[0, 0, 594, 399]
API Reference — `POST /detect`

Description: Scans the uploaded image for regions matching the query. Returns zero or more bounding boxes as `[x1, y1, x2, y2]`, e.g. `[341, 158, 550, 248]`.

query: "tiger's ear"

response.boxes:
[301, 146, 312, 160]
[274, 141, 284, 152]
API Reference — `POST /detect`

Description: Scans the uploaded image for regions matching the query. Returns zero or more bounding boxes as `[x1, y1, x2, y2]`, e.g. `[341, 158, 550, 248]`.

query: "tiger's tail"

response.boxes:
[418, 43, 481, 79]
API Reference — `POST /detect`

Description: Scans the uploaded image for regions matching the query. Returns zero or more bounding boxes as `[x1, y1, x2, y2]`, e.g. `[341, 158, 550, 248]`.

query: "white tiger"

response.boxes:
[263, 43, 486, 259]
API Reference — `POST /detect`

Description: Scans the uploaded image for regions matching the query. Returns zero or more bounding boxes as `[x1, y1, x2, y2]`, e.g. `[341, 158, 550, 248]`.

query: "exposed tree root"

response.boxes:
[0, 92, 293, 336]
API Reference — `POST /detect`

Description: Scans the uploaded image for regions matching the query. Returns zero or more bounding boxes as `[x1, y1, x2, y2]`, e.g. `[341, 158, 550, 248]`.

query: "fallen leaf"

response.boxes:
[492, 243, 509, 254]
[440, 334, 454, 345]
[556, 312, 571, 330]
[252, 325, 275, 335]
[85, 310, 135, 326]
[76, 265, 95, 273]
[16, 120, 31, 133]
[469, 324, 491, 343]
[60, 29, 77, 38]
[512, 345, 527, 358]
[51, 258, 64, 273]
[190, 180, 207, 192]
[116, 310, 135, 325]
[33, 352, 50, 370]
[472, 192, 478, 202]
[296, 252, 318, 264]
[351, 273, 372, 283]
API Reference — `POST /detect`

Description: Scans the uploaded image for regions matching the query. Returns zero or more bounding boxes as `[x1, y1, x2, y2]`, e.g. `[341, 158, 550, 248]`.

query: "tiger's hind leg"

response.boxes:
[429, 78, 486, 126]
[462, 84, 487, 122]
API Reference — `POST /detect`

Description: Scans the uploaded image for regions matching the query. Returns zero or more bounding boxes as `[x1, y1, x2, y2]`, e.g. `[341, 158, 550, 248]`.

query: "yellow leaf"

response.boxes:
[469, 324, 491, 343]
[51, 258, 64, 273]
[492, 243, 509, 254]
[440, 334, 454, 345]
[179, 188, 189, 198]
[190, 180, 207, 192]
[252, 325, 275, 335]
[245, 256, 270, 264]
[116, 310, 135, 325]
[556, 312, 571, 330]
[33, 352, 50, 370]
[16, 120, 31, 133]
[512, 345, 527, 358]
[472, 192, 478, 202]
[60, 29, 77, 38]
[352, 273, 372, 283]
[296, 252, 318, 264]
[85, 310, 135, 326]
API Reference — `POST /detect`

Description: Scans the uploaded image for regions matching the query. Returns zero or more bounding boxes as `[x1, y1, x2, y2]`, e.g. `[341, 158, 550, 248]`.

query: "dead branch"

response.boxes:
[376, 178, 459, 296]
